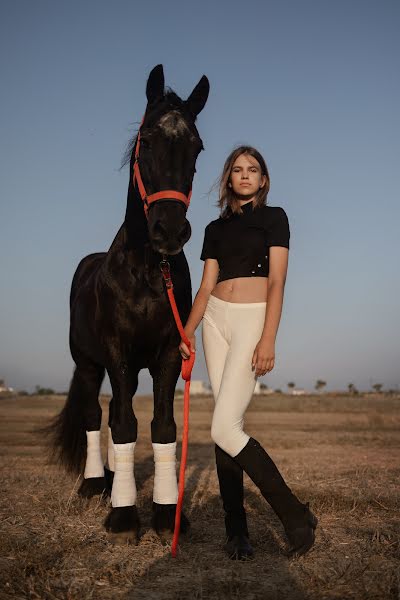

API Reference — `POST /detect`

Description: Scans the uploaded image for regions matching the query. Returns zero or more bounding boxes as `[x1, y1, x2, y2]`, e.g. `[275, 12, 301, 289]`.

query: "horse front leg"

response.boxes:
[149, 348, 190, 542]
[104, 365, 141, 545]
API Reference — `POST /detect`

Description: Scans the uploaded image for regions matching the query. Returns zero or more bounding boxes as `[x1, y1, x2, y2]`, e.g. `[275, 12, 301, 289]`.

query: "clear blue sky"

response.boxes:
[1, 0, 399, 394]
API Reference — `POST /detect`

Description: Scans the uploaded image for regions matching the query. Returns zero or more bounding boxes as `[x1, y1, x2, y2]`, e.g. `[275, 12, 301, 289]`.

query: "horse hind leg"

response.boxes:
[75, 363, 108, 499]
[45, 358, 104, 483]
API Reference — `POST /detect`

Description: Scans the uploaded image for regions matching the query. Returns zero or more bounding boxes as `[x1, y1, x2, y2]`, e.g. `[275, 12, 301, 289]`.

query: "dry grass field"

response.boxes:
[0, 392, 399, 600]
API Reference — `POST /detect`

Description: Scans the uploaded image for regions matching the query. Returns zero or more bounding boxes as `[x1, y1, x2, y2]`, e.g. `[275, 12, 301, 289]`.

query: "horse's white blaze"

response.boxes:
[106, 426, 115, 472]
[84, 430, 105, 479]
[152, 442, 178, 504]
[111, 442, 137, 507]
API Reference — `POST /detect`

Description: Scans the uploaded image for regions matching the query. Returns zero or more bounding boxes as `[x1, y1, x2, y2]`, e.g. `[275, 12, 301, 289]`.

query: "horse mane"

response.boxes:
[120, 89, 190, 169]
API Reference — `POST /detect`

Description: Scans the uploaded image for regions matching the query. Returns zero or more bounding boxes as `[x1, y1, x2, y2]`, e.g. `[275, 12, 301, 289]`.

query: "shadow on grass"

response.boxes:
[1, 399, 315, 599]
[7, 395, 400, 598]
[120, 441, 309, 600]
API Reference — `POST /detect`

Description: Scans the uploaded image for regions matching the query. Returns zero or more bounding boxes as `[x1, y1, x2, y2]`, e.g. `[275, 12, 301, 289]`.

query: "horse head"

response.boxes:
[129, 64, 209, 256]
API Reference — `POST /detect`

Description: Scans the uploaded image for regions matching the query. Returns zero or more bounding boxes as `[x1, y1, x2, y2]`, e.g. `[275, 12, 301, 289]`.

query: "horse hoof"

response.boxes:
[158, 528, 174, 544]
[151, 502, 190, 543]
[107, 530, 139, 545]
[224, 535, 255, 561]
[151, 502, 190, 541]
[104, 506, 140, 545]
[78, 477, 108, 498]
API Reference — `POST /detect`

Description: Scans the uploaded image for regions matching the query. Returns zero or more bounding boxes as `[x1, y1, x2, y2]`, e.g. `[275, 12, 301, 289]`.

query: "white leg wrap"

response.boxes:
[111, 442, 137, 507]
[84, 430, 104, 479]
[106, 427, 115, 472]
[152, 442, 178, 505]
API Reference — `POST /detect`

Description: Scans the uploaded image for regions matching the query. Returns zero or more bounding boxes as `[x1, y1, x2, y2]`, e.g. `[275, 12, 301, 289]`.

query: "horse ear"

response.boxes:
[146, 64, 165, 104]
[186, 75, 210, 117]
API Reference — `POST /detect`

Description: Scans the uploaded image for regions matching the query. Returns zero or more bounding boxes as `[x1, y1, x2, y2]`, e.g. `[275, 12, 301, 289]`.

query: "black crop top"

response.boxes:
[200, 201, 290, 282]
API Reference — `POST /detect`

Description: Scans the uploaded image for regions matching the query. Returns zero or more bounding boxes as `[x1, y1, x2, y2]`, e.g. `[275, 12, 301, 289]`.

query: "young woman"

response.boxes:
[179, 146, 317, 560]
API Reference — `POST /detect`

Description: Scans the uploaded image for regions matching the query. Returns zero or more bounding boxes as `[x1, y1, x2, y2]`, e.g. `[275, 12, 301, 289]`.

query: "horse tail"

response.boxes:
[43, 367, 100, 475]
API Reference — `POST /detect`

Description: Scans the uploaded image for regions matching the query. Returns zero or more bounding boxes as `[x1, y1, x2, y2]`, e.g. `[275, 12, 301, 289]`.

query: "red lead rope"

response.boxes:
[160, 259, 195, 558]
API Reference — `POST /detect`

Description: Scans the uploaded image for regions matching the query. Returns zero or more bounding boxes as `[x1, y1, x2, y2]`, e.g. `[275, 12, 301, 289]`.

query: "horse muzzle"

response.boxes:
[149, 215, 191, 255]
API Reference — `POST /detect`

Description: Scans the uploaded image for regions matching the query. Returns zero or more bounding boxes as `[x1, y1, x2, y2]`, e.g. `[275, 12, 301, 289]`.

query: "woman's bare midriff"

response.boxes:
[211, 277, 268, 303]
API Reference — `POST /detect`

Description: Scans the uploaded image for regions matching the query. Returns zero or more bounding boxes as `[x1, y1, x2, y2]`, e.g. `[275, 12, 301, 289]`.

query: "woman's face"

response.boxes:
[229, 153, 266, 199]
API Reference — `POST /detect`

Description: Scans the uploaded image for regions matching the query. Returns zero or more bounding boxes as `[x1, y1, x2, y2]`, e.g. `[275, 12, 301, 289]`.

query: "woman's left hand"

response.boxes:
[179, 331, 196, 360]
[252, 338, 275, 377]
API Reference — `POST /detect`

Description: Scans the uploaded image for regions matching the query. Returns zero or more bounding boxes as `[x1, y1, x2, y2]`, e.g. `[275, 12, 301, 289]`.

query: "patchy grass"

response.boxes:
[0, 393, 399, 599]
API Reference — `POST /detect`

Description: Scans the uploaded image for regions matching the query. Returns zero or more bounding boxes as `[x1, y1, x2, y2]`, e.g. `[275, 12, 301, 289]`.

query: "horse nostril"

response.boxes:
[151, 218, 190, 248]
[152, 220, 167, 241]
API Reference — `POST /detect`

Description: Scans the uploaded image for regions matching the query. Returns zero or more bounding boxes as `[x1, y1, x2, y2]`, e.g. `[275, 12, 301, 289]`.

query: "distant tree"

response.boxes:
[287, 382, 295, 390]
[0, 378, 4, 387]
[34, 385, 55, 396]
[275, 388, 282, 394]
[18, 390, 29, 396]
[315, 380, 327, 391]
[372, 383, 383, 393]
[348, 383, 359, 395]
[259, 383, 268, 390]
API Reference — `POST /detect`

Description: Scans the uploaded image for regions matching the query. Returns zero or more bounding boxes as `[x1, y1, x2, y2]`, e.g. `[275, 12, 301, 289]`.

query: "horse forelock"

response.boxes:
[158, 110, 190, 138]
[151, 91, 196, 140]
[121, 89, 198, 169]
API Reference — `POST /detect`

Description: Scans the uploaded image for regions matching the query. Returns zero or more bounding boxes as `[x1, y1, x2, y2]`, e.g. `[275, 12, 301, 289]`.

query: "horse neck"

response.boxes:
[103, 176, 152, 273]
[124, 175, 149, 249]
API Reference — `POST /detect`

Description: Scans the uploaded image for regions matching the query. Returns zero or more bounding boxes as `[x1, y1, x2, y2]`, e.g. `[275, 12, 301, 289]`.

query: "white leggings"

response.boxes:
[202, 294, 267, 458]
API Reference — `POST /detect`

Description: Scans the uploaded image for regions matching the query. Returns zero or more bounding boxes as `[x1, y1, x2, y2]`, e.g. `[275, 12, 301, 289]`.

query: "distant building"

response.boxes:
[254, 381, 274, 395]
[291, 389, 307, 395]
[254, 382, 274, 395]
[0, 380, 15, 394]
[186, 380, 276, 396]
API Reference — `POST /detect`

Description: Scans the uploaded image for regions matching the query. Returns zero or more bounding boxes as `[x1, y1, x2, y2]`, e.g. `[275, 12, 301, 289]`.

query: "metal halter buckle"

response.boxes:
[159, 259, 173, 289]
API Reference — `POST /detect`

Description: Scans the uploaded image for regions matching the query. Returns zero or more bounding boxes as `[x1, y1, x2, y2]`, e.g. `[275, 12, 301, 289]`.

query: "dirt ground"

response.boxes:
[0, 392, 399, 600]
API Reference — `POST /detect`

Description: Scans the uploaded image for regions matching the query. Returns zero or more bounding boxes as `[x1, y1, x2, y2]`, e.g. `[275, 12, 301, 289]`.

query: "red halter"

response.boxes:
[132, 117, 192, 218]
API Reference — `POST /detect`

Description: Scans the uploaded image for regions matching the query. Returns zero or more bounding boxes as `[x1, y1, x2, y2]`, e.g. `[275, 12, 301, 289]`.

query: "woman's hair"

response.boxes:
[217, 145, 270, 218]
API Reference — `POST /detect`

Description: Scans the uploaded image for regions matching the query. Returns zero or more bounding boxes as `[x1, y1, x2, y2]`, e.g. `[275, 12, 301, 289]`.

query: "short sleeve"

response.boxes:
[200, 223, 218, 261]
[267, 207, 290, 249]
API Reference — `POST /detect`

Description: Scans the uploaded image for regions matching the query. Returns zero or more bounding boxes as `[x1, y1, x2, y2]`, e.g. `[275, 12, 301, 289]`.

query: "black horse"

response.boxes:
[47, 65, 209, 544]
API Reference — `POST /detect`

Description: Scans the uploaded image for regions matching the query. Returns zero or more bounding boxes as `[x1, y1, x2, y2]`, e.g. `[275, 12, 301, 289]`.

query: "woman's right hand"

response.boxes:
[179, 332, 196, 360]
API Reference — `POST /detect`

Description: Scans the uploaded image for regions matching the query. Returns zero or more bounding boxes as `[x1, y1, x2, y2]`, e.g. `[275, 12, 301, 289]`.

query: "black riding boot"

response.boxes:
[215, 444, 254, 560]
[234, 438, 317, 557]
